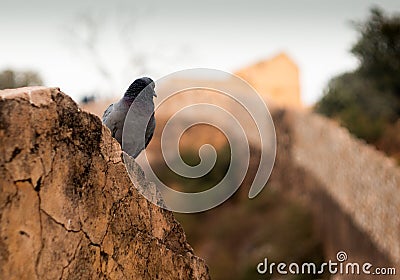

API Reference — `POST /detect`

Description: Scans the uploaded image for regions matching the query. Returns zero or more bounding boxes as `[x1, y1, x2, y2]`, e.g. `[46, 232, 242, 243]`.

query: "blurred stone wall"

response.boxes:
[290, 110, 400, 265]
[271, 109, 400, 279]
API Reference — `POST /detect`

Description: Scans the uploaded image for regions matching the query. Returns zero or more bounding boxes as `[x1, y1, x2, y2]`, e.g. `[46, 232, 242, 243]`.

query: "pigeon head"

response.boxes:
[124, 77, 156, 101]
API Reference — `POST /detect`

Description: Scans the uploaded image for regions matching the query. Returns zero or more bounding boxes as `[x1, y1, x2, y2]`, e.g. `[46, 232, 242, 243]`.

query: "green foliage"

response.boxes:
[175, 188, 326, 280]
[316, 7, 400, 143]
[0, 69, 43, 90]
[154, 144, 231, 193]
[352, 7, 400, 95]
[157, 146, 326, 279]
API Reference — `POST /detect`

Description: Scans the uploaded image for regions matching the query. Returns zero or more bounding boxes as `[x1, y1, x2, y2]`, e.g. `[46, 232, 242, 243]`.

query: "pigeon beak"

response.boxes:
[153, 91, 157, 97]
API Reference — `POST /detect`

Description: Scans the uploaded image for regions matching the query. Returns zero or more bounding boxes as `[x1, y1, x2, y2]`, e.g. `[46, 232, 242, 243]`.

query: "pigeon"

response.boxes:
[102, 77, 157, 158]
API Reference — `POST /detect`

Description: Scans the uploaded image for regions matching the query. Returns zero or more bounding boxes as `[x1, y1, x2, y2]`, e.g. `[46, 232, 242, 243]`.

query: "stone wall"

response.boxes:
[289, 110, 400, 265]
[271, 109, 399, 278]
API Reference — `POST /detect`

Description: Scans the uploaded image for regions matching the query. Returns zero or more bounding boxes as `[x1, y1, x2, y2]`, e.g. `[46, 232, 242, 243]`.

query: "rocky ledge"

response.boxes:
[0, 87, 209, 280]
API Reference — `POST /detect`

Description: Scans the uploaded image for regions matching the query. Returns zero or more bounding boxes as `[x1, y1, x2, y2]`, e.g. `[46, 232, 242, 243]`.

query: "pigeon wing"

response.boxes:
[102, 103, 120, 139]
[145, 113, 155, 148]
[102, 103, 114, 122]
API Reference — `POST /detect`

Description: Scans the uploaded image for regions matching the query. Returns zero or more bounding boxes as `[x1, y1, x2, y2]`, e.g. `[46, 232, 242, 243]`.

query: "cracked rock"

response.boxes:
[0, 87, 210, 280]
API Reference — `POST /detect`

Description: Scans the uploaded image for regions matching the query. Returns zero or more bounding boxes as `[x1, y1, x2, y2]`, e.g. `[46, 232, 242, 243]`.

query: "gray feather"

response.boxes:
[102, 77, 156, 158]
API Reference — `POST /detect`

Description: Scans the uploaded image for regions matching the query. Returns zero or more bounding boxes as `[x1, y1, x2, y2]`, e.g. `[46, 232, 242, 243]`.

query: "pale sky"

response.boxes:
[1, 0, 400, 104]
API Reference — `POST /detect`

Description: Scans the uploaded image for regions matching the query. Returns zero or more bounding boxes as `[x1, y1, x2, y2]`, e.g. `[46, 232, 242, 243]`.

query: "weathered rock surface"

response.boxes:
[0, 87, 210, 279]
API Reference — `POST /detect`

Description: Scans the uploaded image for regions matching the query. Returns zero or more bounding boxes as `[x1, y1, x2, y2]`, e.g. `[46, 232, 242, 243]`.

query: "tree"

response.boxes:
[352, 7, 400, 99]
[315, 7, 400, 143]
[0, 69, 43, 90]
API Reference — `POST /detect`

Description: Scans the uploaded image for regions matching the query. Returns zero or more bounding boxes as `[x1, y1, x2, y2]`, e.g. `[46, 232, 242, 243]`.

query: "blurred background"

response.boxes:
[1, 0, 400, 279]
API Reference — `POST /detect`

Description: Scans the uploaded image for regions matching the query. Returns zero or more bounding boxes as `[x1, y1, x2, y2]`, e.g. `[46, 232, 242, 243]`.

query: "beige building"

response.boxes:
[235, 52, 302, 108]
